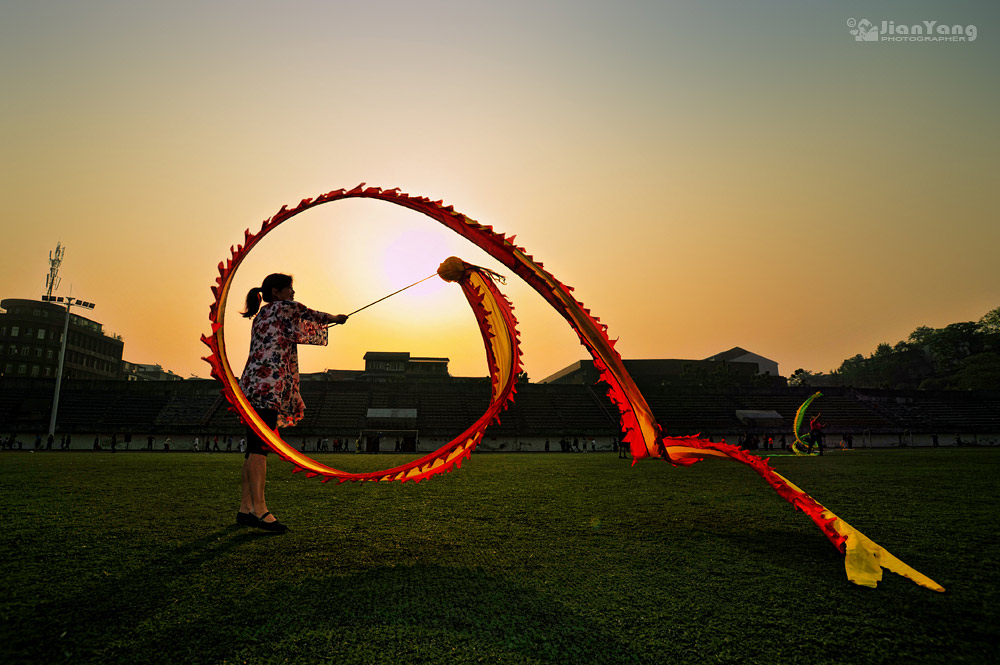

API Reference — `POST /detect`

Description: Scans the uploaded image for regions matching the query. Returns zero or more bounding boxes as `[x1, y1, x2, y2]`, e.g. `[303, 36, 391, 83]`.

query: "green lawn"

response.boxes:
[1, 449, 996, 664]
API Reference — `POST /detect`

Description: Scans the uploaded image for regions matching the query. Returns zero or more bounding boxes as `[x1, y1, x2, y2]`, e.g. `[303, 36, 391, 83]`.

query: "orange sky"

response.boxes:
[1, 1, 997, 381]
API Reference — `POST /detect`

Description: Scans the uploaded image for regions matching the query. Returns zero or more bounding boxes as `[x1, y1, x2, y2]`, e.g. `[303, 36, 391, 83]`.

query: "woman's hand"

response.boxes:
[332, 314, 349, 325]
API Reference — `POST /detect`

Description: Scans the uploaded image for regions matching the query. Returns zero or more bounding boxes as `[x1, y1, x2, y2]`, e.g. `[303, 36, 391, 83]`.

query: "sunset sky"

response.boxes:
[2, 1, 997, 382]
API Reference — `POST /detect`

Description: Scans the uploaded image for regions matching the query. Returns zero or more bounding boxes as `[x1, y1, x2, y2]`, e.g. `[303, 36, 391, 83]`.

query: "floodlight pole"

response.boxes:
[47, 296, 94, 437]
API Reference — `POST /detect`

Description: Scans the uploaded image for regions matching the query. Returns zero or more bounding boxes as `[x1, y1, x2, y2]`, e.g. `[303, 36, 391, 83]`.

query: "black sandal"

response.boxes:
[236, 511, 258, 526]
[254, 511, 288, 534]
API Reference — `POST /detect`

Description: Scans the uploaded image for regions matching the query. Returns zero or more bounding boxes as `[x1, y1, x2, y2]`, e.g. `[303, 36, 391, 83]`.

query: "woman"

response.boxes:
[237, 273, 348, 533]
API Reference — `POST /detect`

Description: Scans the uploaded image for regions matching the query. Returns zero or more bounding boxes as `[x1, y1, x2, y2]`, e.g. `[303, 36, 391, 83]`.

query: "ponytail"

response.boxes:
[242, 288, 263, 318]
[242, 273, 293, 319]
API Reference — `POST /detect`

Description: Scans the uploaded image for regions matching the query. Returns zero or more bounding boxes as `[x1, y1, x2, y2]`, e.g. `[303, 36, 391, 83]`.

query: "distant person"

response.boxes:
[110, 433, 117, 453]
[213, 435, 220, 452]
[809, 413, 825, 455]
[618, 438, 628, 459]
[46, 434, 54, 450]
[147, 435, 155, 451]
[236, 272, 348, 534]
[93, 435, 101, 451]
[226, 436, 232, 452]
[163, 437, 171, 452]
[192, 437, 200, 453]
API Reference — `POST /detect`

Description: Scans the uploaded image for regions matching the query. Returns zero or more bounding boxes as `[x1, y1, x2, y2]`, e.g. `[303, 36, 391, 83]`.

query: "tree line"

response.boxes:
[791, 306, 1000, 390]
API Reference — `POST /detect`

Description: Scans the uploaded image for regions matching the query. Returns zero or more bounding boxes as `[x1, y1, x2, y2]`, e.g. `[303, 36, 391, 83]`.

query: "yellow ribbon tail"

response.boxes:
[831, 515, 945, 592]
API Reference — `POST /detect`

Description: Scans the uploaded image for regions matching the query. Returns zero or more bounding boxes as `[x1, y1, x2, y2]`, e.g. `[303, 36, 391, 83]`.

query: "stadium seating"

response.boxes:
[0, 378, 997, 446]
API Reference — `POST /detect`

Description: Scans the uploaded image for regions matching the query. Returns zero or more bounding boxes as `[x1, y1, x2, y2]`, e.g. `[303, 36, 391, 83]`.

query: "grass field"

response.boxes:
[1, 448, 997, 664]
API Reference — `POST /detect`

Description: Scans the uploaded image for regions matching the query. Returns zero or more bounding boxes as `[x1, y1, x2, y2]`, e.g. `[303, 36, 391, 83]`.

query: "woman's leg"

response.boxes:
[239, 457, 253, 513]
[240, 408, 281, 524]
[245, 452, 277, 521]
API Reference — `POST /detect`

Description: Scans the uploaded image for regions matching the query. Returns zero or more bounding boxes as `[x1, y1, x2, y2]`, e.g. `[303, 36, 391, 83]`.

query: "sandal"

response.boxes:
[253, 511, 289, 534]
[236, 511, 258, 526]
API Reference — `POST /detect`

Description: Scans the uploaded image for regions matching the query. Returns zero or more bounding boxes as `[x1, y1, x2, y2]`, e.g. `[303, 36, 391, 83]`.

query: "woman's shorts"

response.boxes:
[245, 408, 279, 458]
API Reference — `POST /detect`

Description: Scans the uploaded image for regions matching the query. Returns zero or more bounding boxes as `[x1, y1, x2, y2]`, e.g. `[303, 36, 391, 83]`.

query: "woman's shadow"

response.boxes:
[10, 526, 645, 664]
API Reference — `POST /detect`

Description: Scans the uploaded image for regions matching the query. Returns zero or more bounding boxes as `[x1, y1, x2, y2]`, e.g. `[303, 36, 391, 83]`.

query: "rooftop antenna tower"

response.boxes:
[45, 242, 64, 299]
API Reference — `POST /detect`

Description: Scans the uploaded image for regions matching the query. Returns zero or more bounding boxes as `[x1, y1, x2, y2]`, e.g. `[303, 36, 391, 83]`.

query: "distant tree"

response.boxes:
[949, 353, 1000, 390]
[834, 353, 878, 388]
[979, 306, 1000, 335]
[927, 322, 981, 371]
[789, 368, 814, 387]
[908, 326, 937, 346]
[813, 306, 1000, 390]
[977, 307, 1000, 355]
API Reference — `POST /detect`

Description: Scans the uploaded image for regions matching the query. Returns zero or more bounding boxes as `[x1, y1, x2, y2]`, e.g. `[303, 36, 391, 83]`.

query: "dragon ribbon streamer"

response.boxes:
[792, 391, 823, 455]
[202, 184, 943, 591]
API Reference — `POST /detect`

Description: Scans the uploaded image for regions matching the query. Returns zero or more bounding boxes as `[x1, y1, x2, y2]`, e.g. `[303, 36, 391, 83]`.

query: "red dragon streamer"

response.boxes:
[203, 184, 942, 591]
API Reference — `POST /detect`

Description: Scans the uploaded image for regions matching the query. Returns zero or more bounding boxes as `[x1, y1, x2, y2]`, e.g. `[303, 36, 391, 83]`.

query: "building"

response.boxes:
[361, 351, 451, 382]
[703, 346, 780, 378]
[0, 298, 124, 380]
[541, 348, 785, 389]
[122, 362, 183, 382]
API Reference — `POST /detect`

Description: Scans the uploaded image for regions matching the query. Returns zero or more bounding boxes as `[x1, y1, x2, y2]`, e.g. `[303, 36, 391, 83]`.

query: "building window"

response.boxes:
[0, 327, 5, 336]
[10, 326, 18, 337]
[47, 349, 54, 359]
[30, 365, 40, 377]
[35, 348, 43, 358]
[4, 363, 12, 374]
[8, 345, 16, 356]
[17, 364, 26, 375]
[37, 329, 45, 340]
[25, 328, 32, 337]
[21, 346, 29, 356]
[45, 367, 52, 377]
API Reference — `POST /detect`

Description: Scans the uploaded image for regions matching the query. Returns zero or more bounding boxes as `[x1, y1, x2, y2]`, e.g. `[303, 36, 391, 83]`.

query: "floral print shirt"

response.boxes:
[240, 300, 336, 428]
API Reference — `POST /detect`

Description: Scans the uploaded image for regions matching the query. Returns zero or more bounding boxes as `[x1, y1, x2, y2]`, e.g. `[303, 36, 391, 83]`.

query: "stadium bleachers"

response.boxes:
[734, 393, 896, 431]
[155, 392, 218, 431]
[1, 378, 998, 444]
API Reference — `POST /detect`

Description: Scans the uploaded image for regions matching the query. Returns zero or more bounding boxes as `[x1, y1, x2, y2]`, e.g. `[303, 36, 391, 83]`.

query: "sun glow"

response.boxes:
[379, 229, 455, 295]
